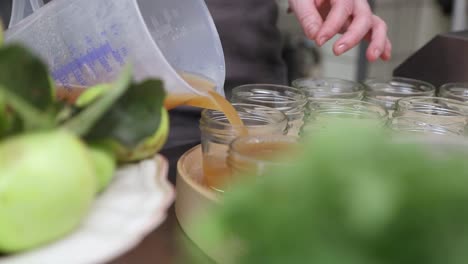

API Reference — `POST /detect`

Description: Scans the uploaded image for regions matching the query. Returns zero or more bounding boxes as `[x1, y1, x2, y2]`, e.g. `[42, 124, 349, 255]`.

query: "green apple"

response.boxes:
[73, 81, 169, 163]
[0, 130, 97, 253]
[100, 107, 170, 163]
[88, 144, 116, 193]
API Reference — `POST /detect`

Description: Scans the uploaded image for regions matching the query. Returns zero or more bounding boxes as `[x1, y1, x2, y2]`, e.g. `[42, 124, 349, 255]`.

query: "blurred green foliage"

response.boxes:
[193, 121, 468, 264]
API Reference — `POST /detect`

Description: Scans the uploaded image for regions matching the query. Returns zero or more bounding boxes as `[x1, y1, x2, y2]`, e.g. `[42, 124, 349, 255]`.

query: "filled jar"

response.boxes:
[292, 77, 365, 100]
[301, 99, 388, 136]
[391, 97, 468, 137]
[364, 77, 435, 117]
[200, 103, 288, 193]
[439, 82, 468, 102]
[230, 84, 307, 137]
[227, 135, 298, 178]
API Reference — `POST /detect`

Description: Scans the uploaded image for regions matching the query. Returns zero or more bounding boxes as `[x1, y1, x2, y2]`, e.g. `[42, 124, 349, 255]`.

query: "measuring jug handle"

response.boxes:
[9, 0, 29, 28]
[8, 0, 44, 28]
[30, 0, 44, 11]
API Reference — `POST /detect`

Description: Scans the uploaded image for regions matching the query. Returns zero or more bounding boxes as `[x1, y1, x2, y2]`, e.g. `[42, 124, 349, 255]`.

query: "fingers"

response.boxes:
[315, 0, 354, 46]
[289, 0, 392, 62]
[365, 15, 389, 61]
[381, 37, 392, 61]
[332, 2, 372, 55]
[289, 0, 323, 39]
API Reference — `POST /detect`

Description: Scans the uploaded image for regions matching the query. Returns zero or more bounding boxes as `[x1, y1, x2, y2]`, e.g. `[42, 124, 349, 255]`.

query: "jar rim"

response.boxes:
[396, 96, 468, 116]
[200, 103, 288, 130]
[307, 98, 389, 119]
[391, 127, 462, 136]
[231, 84, 308, 108]
[363, 96, 397, 110]
[364, 77, 436, 96]
[439, 82, 468, 102]
[390, 117, 464, 136]
[292, 77, 364, 97]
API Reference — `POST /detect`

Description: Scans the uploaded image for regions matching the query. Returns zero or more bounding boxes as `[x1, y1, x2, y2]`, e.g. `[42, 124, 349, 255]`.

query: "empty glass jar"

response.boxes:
[391, 97, 468, 137]
[364, 77, 436, 117]
[227, 135, 298, 178]
[292, 77, 365, 100]
[200, 103, 288, 193]
[301, 99, 388, 136]
[230, 84, 307, 137]
[439, 83, 468, 102]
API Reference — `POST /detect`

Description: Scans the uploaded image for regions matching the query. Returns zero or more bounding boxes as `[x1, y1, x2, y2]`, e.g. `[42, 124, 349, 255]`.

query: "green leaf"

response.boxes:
[0, 44, 59, 135]
[0, 106, 22, 139]
[194, 122, 468, 264]
[75, 84, 111, 108]
[84, 79, 166, 148]
[0, 86, 54, 130]
[0, 20, 4, 46]
[61, 66, 132, 136]
[0, 45, 55, 113]
[54, 104, 75, 125]
[0, 92, 9, 137]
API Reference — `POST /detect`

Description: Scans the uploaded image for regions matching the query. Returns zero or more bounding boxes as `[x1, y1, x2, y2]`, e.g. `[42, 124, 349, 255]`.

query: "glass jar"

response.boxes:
[230, 84, 307, 137]
[391, 97, 468, 136]
[439, 82, 468, 102]
[227, 135, 298, 178]
[200, 103, 288, 193]
[364, 77, 435, 117]
[301, 99, 388, 136]
[292, 77, 365, 100]
[389, 117, 464, 137]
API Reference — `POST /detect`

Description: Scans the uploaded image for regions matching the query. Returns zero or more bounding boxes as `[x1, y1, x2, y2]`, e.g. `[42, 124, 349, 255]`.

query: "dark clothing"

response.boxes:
[0, 1, 11, 25]
[165, 0, 287, 153]
[206, 0, 288, 95]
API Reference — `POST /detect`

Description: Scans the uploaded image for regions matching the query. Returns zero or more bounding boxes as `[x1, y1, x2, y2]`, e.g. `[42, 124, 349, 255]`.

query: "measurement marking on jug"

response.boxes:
[52, 40, 127, 89]
[50, 23, 128, 89]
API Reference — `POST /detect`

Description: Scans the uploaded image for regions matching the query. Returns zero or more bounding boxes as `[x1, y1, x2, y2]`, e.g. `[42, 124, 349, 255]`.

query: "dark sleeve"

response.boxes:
[0, 0, 12, 25]
[205, 0, 288, 96]
[437, 0, 453, 16]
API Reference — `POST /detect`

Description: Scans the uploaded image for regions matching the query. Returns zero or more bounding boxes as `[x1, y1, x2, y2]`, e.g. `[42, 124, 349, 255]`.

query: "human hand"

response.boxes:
[288, 0, 391, 62]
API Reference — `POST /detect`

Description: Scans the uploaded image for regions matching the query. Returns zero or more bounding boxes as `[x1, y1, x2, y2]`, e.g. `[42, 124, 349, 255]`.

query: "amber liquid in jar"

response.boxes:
[202, 155, 232, 191]
[166, 74, 247, 191]
[204, 141, 293, 189]
[56, 85, 87, 104]
[228, 136, 298, 178]
[233, 141, 292, 159]
[200, 104, 288, 192]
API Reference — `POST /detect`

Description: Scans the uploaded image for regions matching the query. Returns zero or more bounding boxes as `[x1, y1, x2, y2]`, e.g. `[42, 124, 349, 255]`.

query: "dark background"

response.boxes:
[0, 1, 12, 25]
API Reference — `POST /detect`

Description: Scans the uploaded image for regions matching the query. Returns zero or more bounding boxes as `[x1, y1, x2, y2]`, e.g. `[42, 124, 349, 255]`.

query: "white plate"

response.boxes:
[0, 155, 174, 264]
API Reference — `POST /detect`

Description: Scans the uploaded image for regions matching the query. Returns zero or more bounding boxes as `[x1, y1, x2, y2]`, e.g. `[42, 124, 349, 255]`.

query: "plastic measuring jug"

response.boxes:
[8, 0, 35, 28]
[29, 0, 45, 10]
[9, 0, 45, 28]
[5, 0, 226, 97]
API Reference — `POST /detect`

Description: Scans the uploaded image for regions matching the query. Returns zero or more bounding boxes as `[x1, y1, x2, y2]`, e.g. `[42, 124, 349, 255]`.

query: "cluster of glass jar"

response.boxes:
[295, 77, 468, 138]
[199, 78, 468, 192]
[199, 84, 307, 192]
[293, 77, 386, 135]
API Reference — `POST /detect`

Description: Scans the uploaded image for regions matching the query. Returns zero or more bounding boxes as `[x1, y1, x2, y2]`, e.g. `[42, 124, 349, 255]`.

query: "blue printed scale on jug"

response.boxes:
[50, 24, 128, 90]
